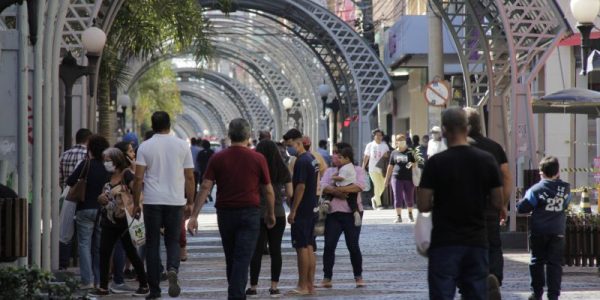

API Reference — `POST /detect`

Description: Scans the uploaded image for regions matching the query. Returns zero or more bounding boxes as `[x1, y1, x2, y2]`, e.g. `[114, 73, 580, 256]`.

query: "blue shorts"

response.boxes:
[291, 217, 316, 249]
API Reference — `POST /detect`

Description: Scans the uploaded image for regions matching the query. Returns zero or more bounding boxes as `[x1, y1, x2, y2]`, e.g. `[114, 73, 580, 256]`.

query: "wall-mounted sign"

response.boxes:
[423, 79, 450, 107]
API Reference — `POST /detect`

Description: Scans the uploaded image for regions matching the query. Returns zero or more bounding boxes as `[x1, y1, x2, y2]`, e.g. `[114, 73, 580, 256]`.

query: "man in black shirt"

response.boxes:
[197, 139, 215, 202]
[465, 107, 512, 291]
[418, 108, 503, 299]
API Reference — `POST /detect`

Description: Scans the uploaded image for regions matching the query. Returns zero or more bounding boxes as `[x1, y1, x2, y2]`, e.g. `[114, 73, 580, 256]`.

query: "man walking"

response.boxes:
[427, 126, 447, 157]
[58, 128, 92, 270]
[284, 129, 319, 295]
[465, 107, 512, 295]
[188, 118, 276, 300]
[362, 129, 389, 209]
[417, 108, 503, 299]
[133, 112, 196, 299]
[197, 139, 215, 202]
[317, 140, 331, 167]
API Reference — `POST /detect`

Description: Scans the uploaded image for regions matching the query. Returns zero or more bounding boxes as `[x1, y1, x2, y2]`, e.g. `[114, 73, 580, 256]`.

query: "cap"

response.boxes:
[430, 126, 441, 133]
[302, 136, 311, 146]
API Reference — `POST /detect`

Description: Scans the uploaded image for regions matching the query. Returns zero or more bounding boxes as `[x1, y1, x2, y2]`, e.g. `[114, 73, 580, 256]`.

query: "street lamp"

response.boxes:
[282, 97, 294, 117]
[203, 129, 210, 138]
[117, 94, 131, 131]
[571, 0, 600, 75]
[318, 83, 331, 117]
[59, 25, 106, 150]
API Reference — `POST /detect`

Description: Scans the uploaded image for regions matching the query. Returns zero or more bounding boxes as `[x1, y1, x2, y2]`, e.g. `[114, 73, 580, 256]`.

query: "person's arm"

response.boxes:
[516, 189, 537, 214]
[184, 168, 195, 217]
[261, 184, 276, 228]
[132, 165, 146, 217]
[384, 164, 393, 186]
[417, 188, 434, 212]
[490, 187, 503, 211]
[288, 183, 305, 225]
[499, 163, 512, 207]
[187, 179, 214, 235]
[362, 155, 369, 170]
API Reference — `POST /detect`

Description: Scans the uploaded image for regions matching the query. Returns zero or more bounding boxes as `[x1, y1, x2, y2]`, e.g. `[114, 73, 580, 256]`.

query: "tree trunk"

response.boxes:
[97, 75, 112, 141]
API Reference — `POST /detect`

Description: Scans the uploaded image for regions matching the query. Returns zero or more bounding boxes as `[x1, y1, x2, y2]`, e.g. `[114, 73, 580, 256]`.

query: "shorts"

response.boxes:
[291, 217, 316, 249]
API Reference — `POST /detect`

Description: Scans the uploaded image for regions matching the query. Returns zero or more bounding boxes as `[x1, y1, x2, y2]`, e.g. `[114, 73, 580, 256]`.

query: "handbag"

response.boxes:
[67, 159, 90, 203]
[313, 196, 330, 236]
[414, 212, 432, 257]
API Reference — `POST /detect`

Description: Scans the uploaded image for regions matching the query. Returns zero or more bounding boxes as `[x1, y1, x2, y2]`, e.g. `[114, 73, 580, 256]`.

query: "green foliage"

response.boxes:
[130, 61, 183, 131]
[218, 0, 236, 15]
[411, 147, 425, 165]
[0, 266, 80, 299]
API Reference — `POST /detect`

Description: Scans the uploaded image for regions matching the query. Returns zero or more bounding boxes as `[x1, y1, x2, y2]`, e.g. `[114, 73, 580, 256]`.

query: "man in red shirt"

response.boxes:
[188, 118, 276, 300]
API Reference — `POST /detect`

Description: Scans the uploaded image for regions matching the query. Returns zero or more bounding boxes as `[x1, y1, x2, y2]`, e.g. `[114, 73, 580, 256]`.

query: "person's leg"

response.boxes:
[217, 210, 237, 284]
[98, 225, 120, 290]
[369, 171, 385, 208]
[457, 247, 488, 300]
[392, 177, 403, 219]
[179, 216, 187, 261]
[75, 209, 96, 286]
[162, 205, 183, 273]
[341, 212, 363, 280]
[428, 246, 462, 300]
[402, 181, 415, 218]
[250, 219, 268, 288]
[322, 213, 343, 281]
[529, 234, 548, 298]
[486, 212, 504, 285]
[307, 245, 316, 293]
[268, 216, 286, 289]
[112, 240, 126, 285]
[143, 204, 163, 296]
[92, 213, 101, 287]
[296, 247, 310, 291]
[120, 230, 148, 288]
[546, 235, 565, 300]
[229, 208, 260, 299]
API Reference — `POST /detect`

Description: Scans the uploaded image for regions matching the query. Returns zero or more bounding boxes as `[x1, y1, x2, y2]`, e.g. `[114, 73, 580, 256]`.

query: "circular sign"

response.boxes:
[424, 80, 450, 107]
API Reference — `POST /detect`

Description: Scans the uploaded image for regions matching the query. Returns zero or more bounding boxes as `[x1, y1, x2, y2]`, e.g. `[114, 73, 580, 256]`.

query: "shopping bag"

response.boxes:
[412, 167, 422, 187]
[125, 208, 146, 247]
[59, 187, 77, 243]
[414, 212, 432, 257]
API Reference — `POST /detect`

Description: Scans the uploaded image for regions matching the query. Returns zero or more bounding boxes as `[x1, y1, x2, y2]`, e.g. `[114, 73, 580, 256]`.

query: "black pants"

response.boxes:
[249, 217, 286, 285]
[99, 222, 148, 289]
[486, 212, 504, 285]
[323, 212, 363, 279]
[530, 234, 565, 300]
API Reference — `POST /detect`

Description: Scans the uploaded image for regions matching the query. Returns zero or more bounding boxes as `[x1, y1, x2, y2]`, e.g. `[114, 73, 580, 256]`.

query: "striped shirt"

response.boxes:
[59, 144, 88, 189]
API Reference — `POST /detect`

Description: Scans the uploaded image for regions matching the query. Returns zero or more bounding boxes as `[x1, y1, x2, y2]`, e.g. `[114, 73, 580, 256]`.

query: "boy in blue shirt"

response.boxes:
[517, 156, 571, 300]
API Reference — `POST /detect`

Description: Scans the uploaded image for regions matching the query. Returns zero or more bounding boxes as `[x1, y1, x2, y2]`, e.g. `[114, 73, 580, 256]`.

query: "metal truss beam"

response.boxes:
[177, 81, 240, 125]
[180, 92, 227, 137]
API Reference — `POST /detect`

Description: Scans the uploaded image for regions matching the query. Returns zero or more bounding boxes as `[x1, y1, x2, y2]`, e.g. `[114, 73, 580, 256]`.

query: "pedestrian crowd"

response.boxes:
[54, 108, 571, 300]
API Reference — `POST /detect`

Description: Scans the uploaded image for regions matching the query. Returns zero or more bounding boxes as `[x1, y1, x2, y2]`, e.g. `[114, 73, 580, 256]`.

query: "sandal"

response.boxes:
[320, 279, 333, 288]
[286, 288, 310, 296]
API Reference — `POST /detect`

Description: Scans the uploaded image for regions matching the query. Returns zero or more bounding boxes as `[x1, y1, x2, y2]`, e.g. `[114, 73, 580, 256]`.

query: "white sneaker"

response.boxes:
[353, 211, 362, 227]
[110, 282, 136, 294]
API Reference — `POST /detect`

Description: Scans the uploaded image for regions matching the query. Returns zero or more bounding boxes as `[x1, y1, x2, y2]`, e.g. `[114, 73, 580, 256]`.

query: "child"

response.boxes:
[517, 156, 571, 300]
[332, 147, 361, 226]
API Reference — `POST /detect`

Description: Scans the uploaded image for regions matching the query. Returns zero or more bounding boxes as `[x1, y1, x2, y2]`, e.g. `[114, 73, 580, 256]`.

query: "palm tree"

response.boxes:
[97, 0, 212, 142]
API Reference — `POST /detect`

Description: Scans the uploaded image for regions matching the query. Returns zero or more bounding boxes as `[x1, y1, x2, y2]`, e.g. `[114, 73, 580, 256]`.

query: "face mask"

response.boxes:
[104, 161, 116, 173]
[397, 141, 407, 149]
[287, 146, 297, 156]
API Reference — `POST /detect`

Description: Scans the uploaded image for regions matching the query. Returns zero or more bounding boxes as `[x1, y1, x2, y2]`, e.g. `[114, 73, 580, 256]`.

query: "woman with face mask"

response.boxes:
[384, 134, 417, 223]
[89, 148, 149, 297]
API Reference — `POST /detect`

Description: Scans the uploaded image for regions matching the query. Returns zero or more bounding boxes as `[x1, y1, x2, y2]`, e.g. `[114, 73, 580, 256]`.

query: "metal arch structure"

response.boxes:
[173, 114, 197, 140]
[177, 113, 204, 138]
[180, 91, 228, 137]
[199, 0, 392, 152]
[177, 81, 240, 124]
[179, 94, 220, 136]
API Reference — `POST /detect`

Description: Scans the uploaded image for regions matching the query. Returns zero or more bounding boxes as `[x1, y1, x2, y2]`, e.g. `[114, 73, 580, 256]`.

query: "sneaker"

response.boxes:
[110, 282, 136, 294]
[167, 270, 181, 297]
[320, 279, 332, 288]
[180, 247, 188, 261]
[269, 288, 281, 297]
[353, 211, 362, 227]
[394, 216, 402, 223]
[408, 212, 414, 222]
[527, 293, 542, 300]
[487, 274, 501, 300]
[245, 288, 258, 297]
[133, 286, 150, 297]
[88, 288, 109, 296]
[79, 283, 94, 290]
[145, 293, 161, 299]
[355, 278, 366, 288]
[371, 198, 377, 210]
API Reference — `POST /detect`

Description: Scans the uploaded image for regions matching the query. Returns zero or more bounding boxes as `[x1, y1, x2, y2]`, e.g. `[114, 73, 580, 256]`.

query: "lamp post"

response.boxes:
[318, 83, 341, 145]
[571, 0, 600, 75]
[318, 83, 331, 118]
[59, 25, 106, 150]
[282, 97, 294, 128]
[117, 94, 131, 131]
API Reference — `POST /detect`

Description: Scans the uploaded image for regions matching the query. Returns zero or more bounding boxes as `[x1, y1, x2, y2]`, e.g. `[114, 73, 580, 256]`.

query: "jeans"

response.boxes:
[250, 217, 286, 285]
[323, 212, 363, 280]
[112, 241, 125, 284]
[76, 209, 101, 286]
[369, 171, 385, 208]
[144, 204, 184, 295]
[217, 207, 261, 300]
[99, 223, 148, 290]
[486, 212, 504, 285]
[529, 234, 565, 300]
[428, 246, 488, 300]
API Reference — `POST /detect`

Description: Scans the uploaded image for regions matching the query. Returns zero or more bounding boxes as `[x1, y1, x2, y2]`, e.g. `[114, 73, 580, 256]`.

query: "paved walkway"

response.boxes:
[95, 203, 600, 299]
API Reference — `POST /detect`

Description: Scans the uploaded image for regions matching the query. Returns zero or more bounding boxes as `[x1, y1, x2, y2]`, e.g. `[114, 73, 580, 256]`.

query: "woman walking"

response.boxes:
[384, 134, 416, 223]
[90, 148, 149, 296]
[320, 143, 366, 288]
[246, 140, 293, 297]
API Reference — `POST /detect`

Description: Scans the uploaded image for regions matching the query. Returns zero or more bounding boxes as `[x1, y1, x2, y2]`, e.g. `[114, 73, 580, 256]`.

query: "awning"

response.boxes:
[559, 32, 600, 46]
[532, 88, 600, 116]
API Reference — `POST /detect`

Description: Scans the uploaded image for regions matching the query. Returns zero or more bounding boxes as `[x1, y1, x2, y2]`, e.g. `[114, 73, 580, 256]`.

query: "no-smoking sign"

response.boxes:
[423, 80, 450, 107]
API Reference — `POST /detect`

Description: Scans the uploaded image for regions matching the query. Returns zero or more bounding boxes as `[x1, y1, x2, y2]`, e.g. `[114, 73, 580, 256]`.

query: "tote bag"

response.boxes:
[125, 208, 146, 247]
[414, 212, 432, 257]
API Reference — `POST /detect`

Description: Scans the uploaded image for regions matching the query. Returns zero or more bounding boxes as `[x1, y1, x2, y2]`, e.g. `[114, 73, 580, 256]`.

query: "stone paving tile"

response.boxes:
[91, 207, 600, 299]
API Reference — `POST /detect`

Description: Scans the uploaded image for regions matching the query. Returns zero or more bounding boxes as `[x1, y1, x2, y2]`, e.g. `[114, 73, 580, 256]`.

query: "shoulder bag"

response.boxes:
[67, 159, 90, 203]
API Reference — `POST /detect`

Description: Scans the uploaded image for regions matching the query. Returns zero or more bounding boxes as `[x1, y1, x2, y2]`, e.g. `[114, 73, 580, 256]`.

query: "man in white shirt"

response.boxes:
[133, 111, 196, 299]
[427, 126, 447, 157]
[362, 129, 390, 209]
